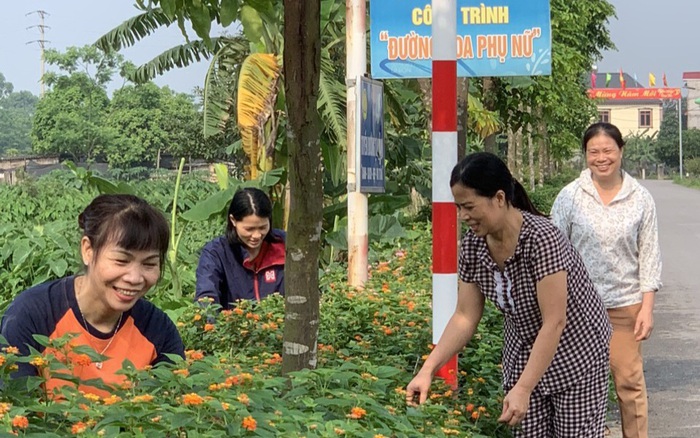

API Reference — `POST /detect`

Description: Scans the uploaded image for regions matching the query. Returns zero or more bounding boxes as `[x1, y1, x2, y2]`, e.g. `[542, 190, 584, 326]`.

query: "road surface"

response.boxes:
[640, 180, 700, 438]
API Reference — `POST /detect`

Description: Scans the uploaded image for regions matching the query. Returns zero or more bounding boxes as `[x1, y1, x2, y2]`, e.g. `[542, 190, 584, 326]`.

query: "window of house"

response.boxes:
[598, 110, 611, 123]
[639, 109, 652, 128]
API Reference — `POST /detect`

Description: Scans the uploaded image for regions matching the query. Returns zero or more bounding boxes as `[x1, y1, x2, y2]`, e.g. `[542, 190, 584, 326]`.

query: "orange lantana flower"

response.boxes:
[347, 407, 367, 419]
[12, 415, 29, 429]
[71, 421, 87, 434]
[242, 416, 257, 431]
[182, 393, 205, 406]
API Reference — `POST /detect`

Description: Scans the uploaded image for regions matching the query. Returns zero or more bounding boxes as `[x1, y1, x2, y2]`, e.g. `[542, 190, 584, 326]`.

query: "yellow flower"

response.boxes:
[102, 395, 122, 405]
[83, 393, 101, 403]
[131, 394, 154, 403]
[0, 403, 12, 415]
[3, 346, 19, 355]
[29, 356, 47, 367]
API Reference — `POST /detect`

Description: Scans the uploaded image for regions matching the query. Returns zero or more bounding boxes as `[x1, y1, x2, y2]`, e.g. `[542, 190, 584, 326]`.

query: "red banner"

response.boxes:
[587, 88, 681, 100]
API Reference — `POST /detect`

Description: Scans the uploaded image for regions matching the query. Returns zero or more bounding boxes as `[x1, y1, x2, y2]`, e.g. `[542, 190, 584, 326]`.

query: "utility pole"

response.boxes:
[679, 98, 683, 178]
[26, 10, 50, 97]
[346, 0, 368, 287]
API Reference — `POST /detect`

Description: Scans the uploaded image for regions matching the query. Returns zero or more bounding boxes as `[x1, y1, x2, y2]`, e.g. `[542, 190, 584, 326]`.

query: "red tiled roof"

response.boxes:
[682, 72, 700, 79]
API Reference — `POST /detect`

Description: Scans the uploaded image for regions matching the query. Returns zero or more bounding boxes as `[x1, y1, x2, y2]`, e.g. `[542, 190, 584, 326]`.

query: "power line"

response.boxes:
[26, 10, 50, 97]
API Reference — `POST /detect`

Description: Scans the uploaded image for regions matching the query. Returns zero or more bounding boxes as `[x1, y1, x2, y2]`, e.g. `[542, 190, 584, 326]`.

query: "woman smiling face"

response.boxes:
[81, 236, 161, 315]
[585, 132, 623, 182]
[230, 214, 271, 251]
[451, 183, 506, 237]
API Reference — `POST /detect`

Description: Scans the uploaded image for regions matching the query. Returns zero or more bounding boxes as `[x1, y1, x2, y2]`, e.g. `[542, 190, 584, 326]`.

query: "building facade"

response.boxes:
[683, 71, 700, 130]
[588, 73, 664, 137]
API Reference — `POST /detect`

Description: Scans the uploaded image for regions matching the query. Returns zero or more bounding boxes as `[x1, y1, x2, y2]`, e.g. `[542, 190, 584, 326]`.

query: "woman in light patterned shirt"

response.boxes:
[551, 122, 662, 438]
[407, 152, 612, 437]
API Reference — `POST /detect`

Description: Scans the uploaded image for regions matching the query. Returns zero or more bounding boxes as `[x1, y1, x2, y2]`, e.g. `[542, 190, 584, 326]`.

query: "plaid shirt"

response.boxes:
[459, 212, 611, 395]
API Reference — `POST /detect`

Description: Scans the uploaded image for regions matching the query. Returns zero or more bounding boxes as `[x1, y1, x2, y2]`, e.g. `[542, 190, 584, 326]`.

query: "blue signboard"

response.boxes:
[370, 0, 551, 79]
[356, 76, 385, 193]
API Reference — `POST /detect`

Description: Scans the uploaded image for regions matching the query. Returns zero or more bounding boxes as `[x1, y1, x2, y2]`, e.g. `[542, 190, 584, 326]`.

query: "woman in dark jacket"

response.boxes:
[195, 188, 285, 309]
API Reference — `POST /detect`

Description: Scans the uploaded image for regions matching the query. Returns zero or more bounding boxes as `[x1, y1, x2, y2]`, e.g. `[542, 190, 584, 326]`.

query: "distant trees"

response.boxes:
[0, 73, 38, 155]
[30, 45, 205, 169]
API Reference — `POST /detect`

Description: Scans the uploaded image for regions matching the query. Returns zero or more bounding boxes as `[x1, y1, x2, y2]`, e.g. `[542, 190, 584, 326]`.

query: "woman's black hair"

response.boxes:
[78, 194, 170, 270]
[582, 122, 625, 152]
[225, 187, 275, 246]
[449, 152, 545, 217]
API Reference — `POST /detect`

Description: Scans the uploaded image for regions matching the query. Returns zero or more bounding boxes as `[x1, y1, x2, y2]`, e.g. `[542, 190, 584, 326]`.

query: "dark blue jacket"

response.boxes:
[195, 229, 285, 309]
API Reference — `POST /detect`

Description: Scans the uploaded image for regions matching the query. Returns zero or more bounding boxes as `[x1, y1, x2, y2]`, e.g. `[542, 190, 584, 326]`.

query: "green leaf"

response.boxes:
[160, 0, 177, 19]
[180, 187, 234, 221]
[220, 0, 239, 27]
[51, 259, 69, 278]
[12, 241, 31, 267]
[213, 163, 230, 190]
[189, 2, 213, 47]
[240, 5, 263, 46]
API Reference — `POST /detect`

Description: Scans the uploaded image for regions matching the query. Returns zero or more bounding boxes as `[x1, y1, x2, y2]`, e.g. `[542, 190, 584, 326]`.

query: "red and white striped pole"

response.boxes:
[431, 0, 459, 388]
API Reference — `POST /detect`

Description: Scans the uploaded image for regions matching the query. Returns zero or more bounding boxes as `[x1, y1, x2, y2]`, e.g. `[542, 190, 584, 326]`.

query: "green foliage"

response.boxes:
[31, 72, 114, 162]
[105, 83, 200, 169]
[0, 222, 510, 437]
[684, 158, 700, 177]
[0, 73, 38, 155]
[623, 131, 658, 175]
[656, 102, 681, 167]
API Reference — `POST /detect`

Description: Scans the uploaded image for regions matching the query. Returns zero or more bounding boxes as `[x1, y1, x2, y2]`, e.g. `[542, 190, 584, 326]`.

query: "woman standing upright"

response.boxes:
[551, 122, 662, 438]
[407, 152, 611, 437]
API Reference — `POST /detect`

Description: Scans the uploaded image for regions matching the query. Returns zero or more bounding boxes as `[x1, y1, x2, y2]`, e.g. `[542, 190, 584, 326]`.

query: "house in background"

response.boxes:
[683, 71, 700, 130]
[587, 72, 665, 137]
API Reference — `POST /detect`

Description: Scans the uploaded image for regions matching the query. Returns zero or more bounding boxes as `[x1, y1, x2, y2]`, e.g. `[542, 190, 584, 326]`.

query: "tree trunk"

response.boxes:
[507, 128, 515, 171]
[282, 0, 322, 374]
[537, 132, 545, 187]
[515, 125, 523, 180]
[457, 78, 469, 161]
[528, 124, 535, 192]
[482, 77, 497, 154]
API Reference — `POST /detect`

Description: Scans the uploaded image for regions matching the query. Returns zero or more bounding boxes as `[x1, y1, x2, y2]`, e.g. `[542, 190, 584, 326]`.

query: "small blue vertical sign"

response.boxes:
[356, 76, 385, 193]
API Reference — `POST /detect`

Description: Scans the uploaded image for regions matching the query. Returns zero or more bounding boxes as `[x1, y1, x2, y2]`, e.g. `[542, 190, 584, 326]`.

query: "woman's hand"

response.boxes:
[635, 292, 655, 341]
[498, 385, 531, 426]
[405, 371, 433, 406]
[635, 306, 654, 341]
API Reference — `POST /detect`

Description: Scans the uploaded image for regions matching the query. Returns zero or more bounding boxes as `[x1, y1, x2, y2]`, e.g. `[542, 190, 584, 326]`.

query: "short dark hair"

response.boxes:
[449, 152, 545, 216]
[225, 187, 275, 246]
[582, 122, 625, 152]
[78, 194, 170, 270]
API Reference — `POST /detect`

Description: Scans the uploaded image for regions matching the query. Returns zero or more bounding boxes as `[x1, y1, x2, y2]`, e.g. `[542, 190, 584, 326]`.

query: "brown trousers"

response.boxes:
[608, 303, 648, 438]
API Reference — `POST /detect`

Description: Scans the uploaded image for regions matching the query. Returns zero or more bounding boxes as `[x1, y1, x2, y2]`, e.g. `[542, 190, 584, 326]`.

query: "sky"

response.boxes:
[1, 1, 699, 97]
[0, 1, 218, 96]
[597, 0, 700, 90]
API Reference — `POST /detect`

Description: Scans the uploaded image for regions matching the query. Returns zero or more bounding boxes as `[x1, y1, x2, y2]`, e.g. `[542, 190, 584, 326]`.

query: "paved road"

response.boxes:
[640, 180, 700, 438]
